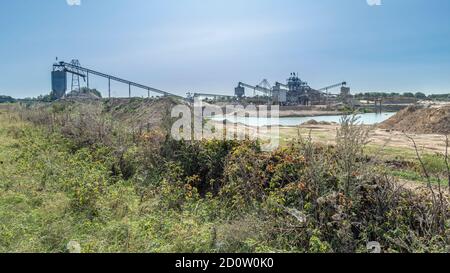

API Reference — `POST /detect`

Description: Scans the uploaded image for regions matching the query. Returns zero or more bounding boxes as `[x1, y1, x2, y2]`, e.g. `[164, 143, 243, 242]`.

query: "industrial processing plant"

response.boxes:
[234, 73, 349, 106]
[52, 59, 351, 107]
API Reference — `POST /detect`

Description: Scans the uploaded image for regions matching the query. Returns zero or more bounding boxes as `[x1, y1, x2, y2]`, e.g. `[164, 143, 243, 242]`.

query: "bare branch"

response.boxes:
[404, 133, 437, 203]
[445, 135, 450, 195]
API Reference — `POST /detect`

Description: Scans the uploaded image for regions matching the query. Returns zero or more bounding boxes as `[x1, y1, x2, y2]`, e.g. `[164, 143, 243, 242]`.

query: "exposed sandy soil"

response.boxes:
[219, 121, 449, 158]
[288, 124, 449, 156]
[367, 128, 448, 154]
[380, 105, 450, 134]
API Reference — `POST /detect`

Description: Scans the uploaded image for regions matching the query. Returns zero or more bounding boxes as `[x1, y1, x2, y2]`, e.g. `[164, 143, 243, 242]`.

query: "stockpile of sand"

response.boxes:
[303, 119, 334, 126]
[379, 105, 450, 134]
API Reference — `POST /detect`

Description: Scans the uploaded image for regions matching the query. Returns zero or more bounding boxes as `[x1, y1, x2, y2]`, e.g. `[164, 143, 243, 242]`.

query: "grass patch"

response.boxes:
[389, 170, 443, 185]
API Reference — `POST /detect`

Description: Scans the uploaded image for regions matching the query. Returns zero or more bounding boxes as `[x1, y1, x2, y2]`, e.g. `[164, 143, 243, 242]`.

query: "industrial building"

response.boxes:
[235, 73, 349, 106]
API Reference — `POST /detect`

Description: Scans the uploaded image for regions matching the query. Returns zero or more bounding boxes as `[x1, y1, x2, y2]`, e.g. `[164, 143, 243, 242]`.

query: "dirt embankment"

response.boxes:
[101, 97, 185, 130]
[379, 105, 450, 134]
[48, 97, 184, 131]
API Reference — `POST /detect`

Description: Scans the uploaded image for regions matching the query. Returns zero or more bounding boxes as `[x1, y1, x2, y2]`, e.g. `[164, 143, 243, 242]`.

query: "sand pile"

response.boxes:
[304, 119, 319, 125]
[303, 120, 334, 126]
[379, 105, 450, 134]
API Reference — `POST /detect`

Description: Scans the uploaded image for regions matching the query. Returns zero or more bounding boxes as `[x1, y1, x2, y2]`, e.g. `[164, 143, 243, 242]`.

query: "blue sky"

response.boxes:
[1, 0, 450, 98]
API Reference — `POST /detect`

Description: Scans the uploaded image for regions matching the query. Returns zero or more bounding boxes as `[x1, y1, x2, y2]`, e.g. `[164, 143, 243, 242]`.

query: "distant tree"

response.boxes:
[428, 93, 450, 101]
[415, 92, 427, 99]
[0, 95, 16, 103]
[403, 92, 415, 98]
[39, 93, 55, 102]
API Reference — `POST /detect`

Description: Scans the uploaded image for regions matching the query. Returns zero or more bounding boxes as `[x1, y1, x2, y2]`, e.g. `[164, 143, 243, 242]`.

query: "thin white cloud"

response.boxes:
[66, 0, 81, 6]
[367, 0, 382, 6]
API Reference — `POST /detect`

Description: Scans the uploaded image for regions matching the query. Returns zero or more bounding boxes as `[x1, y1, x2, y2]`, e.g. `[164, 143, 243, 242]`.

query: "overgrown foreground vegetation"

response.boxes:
[0, 101, 449, 253]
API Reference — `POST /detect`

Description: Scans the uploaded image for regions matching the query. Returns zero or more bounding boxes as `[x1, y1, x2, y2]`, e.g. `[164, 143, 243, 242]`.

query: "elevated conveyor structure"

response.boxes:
[52, 61, 183, 99]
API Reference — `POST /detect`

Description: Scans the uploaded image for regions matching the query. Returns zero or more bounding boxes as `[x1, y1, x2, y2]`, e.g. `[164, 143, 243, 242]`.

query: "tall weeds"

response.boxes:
[3, 103, 448, 253]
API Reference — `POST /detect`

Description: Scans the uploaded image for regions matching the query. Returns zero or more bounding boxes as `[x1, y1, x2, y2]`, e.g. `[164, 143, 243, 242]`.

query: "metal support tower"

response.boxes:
[108, 78, 111, 98]
[70, 59, 84, 91]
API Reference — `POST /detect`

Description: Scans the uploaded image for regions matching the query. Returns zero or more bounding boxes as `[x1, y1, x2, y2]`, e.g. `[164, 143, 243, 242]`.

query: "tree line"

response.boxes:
[354, 92, 450, 101]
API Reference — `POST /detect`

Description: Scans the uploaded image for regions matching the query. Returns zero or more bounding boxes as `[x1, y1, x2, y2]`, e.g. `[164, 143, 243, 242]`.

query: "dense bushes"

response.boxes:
[1, 104, 449, 253]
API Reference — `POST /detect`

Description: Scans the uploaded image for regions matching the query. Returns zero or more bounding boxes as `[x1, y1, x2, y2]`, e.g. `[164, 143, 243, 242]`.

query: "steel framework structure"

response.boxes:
[53, 61, 183, 99]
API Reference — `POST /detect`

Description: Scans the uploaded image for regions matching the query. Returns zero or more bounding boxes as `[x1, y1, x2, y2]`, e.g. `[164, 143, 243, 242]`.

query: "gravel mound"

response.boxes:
[379, 105, 450, 134]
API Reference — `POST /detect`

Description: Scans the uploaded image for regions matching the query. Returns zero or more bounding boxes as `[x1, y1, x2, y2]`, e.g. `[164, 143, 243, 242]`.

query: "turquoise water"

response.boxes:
[212, 112, 396, 127]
